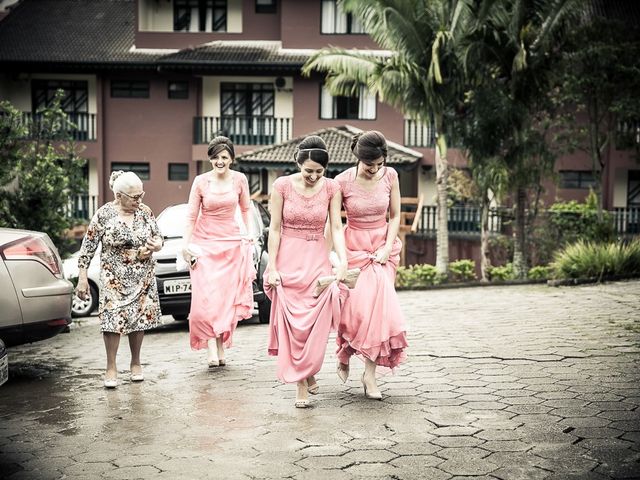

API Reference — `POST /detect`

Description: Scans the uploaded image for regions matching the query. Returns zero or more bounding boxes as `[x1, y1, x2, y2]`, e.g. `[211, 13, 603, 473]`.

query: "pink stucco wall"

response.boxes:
[101, 74, 197, 213]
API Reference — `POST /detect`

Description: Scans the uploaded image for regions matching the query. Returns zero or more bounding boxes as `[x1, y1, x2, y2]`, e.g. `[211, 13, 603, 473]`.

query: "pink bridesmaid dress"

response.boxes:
[265, 176, 345, 383]
[186, 171, 256, 350]
[335, 166, 408, 369]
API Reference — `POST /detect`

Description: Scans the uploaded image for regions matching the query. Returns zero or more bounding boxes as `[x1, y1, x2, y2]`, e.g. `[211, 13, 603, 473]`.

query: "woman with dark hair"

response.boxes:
[182, 136, 256, 367]
[265, 135, 348, 408]
[334, 130, 408, 400]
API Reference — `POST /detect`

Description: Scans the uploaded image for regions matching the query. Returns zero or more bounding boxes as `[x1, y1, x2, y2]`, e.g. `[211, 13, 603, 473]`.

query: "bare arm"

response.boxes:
[329, 190, 347, 281]
[182, 178, 201, 262]
[375, 174, 401, 264]
[266, 188, 283, 286]
[238, 174, 251, 236]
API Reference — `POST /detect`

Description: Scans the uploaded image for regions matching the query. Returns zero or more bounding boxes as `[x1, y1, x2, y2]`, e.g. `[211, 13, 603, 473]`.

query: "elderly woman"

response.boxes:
[76, 170, 163, 388]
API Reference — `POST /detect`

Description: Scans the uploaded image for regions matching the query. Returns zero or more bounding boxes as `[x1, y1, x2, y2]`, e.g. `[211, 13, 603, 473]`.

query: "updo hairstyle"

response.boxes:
[350, 130, 388, 164]
[109, 170, 143, 194]
[293, 135, 329, 168]
[208, 135, 235, 160]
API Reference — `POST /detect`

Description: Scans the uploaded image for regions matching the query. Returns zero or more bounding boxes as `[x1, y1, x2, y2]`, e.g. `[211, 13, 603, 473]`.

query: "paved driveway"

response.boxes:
[1, 281, 639, 479]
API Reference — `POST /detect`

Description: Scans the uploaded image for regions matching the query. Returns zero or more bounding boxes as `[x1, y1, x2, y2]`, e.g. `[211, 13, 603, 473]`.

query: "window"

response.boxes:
[321, 0, 364, 34]
[220, 83, 275, 143]
[168, 81, 189, 99]
[111, 162, 150, 181]
[174, 0, 227, 32]
[255, 0, 276, 13]
[616, 119, 640, 150]
[320, 84, 376, 120]
[111, 81, 150, 98]
[168, 163, 189, 181]
[559, 171, 597, 189]
[31, 79, 92, 140]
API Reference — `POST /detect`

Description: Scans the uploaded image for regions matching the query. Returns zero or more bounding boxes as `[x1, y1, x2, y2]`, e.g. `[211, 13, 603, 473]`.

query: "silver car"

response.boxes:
[0, 228, 73, 348]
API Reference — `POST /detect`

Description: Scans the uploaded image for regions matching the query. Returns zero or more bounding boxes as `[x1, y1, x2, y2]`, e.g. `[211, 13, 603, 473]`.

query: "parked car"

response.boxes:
[63, 200, 271, 323]
[0, 339, 7, 387]
[0, 228, 73, 348]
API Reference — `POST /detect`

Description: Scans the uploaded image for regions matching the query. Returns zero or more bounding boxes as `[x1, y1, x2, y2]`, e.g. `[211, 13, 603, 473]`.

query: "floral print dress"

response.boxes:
[78, 202, 162, 334]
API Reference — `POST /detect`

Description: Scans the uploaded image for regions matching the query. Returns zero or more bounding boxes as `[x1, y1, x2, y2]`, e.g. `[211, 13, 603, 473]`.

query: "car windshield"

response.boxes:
[156, 203, 260, 239]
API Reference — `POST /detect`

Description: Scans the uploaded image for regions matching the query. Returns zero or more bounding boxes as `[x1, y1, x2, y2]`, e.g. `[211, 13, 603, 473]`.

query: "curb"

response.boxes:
[396, 279, 548, 291]
[547, 274, 640, 287]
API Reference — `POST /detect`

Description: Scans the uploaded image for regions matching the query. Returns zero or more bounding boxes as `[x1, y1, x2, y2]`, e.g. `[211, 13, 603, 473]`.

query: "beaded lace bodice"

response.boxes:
[274, 176, 339, 235]
[336, 167, 396, 224]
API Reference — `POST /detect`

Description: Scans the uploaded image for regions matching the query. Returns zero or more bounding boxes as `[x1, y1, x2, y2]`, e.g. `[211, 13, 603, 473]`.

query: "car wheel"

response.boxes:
[257, 297, 271, 324]
[71, 283, 98, 317]
[172, 314, 188, 321]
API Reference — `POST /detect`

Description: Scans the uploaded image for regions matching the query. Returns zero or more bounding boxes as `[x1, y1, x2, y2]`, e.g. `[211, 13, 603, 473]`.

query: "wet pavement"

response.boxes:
[1, 281, 639, 479]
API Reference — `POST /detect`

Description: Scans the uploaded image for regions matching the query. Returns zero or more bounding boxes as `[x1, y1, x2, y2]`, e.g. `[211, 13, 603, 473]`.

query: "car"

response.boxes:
[0, 228, 73, 348]
[0, 339, 7, 387]
[155, 200, 271, 324]
[63, 200, 271, 324]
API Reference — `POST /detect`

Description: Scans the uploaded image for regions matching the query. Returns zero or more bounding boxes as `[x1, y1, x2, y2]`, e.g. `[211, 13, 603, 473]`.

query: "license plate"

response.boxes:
[0, 354, 8, 387]
[163, 278, 191, 295]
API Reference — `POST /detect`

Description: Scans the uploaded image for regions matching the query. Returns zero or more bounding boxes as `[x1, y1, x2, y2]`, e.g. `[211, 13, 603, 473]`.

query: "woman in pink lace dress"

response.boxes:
[335, 131, 408, 400]
[265, 135, 348, 408]
[182, 136, 255, 367]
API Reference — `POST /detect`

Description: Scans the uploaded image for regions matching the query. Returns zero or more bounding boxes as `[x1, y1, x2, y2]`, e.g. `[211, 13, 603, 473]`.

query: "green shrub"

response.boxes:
[551, 239, 640, 279]
[528, 265, 551, 280]
[396, 264, 446, 288]
[449, 259, 476, 282]
[487, 263, 514, 281]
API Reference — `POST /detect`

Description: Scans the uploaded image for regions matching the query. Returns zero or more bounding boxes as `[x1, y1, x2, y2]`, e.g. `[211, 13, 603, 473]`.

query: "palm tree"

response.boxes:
[303, 0, 473, 275]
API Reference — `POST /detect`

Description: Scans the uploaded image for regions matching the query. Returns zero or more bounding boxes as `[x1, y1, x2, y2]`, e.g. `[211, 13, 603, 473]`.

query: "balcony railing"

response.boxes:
[11, 112, 97, 141]
[66, 194, 98, 221]
[404, 119, 462, 148]
[194, 115, 292, 145]
[612, 207, 640, 235]
[416, 205, 506, 235]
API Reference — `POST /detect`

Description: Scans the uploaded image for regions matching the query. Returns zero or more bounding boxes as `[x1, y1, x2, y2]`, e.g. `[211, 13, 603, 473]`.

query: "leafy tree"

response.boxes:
[0, 91, 87, 254]
[303, 0, 473, 275]
[459, 0, 581, 278]
[554, 17, 640, 218]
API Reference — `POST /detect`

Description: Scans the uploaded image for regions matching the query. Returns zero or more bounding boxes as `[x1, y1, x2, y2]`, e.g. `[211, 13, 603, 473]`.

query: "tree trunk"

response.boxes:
[512, 185, 528, 279]
[434, 120, 449, 276]
[480, 191, 490, 282]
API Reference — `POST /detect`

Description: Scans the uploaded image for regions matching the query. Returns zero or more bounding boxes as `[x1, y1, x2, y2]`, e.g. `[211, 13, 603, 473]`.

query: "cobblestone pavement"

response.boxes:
[1, 281, 639, 479]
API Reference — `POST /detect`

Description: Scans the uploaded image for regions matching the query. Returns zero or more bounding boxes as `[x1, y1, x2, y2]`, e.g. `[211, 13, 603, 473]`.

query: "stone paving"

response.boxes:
[1, 281, 639, 479]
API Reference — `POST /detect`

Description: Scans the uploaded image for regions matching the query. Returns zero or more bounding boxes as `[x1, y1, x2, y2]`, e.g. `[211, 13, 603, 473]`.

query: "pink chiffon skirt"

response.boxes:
[336, 221, 408, 369]
[189, 233, 255, 350]
[265, 232, 346, 383]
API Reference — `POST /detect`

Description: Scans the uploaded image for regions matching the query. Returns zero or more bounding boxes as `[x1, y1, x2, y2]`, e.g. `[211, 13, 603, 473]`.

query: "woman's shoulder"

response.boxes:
[325, 177, 340, 195]
[138, 203, 154, 216]
[232, 170, 249, 185]
[335, 167, 355, 183]
[384, 166, 398, 182]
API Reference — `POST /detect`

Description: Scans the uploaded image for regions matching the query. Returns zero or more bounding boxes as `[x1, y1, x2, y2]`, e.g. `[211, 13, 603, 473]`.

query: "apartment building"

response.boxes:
[0, 0, 637, 221]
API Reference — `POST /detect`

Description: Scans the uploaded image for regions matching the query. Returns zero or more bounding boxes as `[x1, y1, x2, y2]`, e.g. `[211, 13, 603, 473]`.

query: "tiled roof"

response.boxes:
[157, 41, 312, 68]
[237, 125, 421, 169]
[0, 0, 160, 66]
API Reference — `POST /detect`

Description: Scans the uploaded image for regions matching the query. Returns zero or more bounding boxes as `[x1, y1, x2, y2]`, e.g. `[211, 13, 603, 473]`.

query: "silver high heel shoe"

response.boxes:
[361, 373, 382, 400]
[337, 362, 349, 383]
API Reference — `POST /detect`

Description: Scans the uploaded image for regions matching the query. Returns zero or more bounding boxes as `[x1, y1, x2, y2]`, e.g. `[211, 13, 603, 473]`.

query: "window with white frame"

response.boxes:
[321, 0, 364, 34]
[320, 84, 376, 120]
[174, 0, 227, 32]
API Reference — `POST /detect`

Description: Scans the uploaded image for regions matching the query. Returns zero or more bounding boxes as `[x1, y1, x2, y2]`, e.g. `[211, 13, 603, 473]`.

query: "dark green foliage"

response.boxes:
[0, 93, 87, 255]
[552, 240, 640, 280]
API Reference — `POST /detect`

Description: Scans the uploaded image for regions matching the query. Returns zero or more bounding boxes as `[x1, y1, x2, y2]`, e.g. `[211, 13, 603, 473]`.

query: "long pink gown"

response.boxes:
[335, 166, 408, 369]
[265, 176, 345, 383]
[186, 171, 256, 350]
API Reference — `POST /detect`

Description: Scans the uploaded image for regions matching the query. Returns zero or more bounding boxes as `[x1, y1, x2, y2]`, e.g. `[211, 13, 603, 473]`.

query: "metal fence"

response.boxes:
[7, 111, 97, 141]
[193, 115, 292, 145]
[67, 194, 98, 221]
[414, 205, 640, 237]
